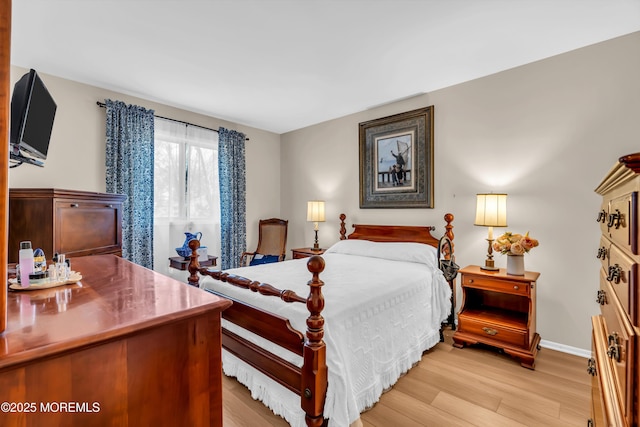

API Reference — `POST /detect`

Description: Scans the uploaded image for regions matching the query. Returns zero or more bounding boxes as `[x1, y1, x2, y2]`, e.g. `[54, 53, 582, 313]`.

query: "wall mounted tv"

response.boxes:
[9, 69, 57, 167]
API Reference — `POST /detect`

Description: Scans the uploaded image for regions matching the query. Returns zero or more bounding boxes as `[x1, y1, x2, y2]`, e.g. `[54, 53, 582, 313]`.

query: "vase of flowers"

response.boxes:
[492, 231, 539, 275]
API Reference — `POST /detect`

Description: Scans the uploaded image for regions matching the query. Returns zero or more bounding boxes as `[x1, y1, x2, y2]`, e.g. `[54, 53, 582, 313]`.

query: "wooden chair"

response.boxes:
[240, 218, 288, 266]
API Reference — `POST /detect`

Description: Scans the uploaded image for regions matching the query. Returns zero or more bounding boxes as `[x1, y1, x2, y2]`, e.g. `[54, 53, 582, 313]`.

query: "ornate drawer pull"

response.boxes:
[587, 358, 597, 376]
[482, 327, 498, 336]
[607, 333, 621, 362]
[597, 209, 606, 223]
[607, 264, 622, 284]
[607, 209, 622, 229]
[596, 246, 608, 260]
[596, 290, 607, 305]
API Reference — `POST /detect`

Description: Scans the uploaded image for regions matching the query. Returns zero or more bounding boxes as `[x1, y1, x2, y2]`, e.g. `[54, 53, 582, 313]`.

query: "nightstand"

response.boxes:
[452, 265, 541, 369]
[291, 247, 325, 259]
[168, 255, 217, 271]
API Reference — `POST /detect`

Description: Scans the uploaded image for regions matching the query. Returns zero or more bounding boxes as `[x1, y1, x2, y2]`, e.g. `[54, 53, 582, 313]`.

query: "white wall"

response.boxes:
[8, 65, 282, 266]
[280, 32, 640, 351]
[9, 31, 639, 351]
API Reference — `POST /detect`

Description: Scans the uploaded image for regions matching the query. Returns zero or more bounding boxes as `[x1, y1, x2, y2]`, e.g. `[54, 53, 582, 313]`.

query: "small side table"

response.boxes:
[168, 255, 217, 271]
[452, 265, 540, 369]
[291, 247, 326, 259]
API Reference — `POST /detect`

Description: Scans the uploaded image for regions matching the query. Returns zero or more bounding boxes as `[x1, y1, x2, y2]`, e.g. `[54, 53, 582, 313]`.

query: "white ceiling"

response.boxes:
[10, 0, 640, 134]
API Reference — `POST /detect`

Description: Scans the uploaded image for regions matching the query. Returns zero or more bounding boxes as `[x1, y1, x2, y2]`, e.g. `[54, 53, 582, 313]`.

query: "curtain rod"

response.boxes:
[96, 101, 249, 141]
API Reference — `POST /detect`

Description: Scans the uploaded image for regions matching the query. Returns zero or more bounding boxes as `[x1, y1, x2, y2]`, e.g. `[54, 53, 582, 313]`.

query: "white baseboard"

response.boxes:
[540, 339, 590, 359]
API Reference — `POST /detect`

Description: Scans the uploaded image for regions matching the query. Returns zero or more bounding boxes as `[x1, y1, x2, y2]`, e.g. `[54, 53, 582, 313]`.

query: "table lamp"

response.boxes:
[307, 200, 325, 251]
[475, 193, 507, 271]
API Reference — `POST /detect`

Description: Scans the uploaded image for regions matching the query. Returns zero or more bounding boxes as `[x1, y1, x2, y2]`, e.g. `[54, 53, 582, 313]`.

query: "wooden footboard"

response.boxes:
[186, 213, 454, 427]
[188, 239, 327, 427]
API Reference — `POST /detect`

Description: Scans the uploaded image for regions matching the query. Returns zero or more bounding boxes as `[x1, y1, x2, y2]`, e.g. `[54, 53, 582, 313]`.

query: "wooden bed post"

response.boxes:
[444, 213, 454, 253]
[187, 239, 202, 286]
[339, 213, 347, 240]
[301, 255, 328, 427]
[444, 213, 454, 259]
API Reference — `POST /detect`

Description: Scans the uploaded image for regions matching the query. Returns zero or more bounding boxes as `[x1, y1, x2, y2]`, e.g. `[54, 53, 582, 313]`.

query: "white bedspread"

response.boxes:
[201, 240, 452, 427]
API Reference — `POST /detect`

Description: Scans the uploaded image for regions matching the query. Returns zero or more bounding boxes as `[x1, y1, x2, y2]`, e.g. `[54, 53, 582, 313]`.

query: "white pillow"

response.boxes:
[324, 239, 439, 269]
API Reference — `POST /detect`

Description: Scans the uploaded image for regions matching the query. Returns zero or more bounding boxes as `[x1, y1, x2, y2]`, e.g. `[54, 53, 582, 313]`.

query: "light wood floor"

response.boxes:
[222, 328, 591, 426]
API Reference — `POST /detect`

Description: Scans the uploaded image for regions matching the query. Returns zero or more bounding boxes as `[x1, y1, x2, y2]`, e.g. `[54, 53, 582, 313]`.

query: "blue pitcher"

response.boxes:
[183, 232, 202, 245]
[176, 231, 202, 259]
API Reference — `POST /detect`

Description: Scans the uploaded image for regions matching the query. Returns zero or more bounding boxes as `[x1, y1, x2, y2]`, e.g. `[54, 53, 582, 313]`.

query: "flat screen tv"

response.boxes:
[10, 69, 57, 166]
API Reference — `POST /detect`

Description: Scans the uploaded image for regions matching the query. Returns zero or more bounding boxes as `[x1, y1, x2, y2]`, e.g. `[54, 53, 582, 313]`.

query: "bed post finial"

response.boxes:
[444, 213, 454, 252]
[301, 255, 327, 427]
[339, 213, 347, 240]
[187, 239, 202, 287]
[444, 213, 454, 241]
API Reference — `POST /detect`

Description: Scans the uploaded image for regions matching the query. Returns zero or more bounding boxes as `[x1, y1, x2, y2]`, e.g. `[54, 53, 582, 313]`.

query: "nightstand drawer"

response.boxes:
[458, 313, 527, 348]
[291, 248, 325, 259]
[461, 274, 530, 296]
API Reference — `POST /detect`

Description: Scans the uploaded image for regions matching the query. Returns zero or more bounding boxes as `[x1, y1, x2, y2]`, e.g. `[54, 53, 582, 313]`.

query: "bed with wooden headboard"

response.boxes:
[187, 213, 455, 427]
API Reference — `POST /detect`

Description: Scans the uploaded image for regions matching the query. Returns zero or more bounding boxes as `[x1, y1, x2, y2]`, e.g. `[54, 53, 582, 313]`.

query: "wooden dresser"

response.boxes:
[591, 153, 640, 426]
[8, 188, 126, 263]
[0, 255, 232, 426]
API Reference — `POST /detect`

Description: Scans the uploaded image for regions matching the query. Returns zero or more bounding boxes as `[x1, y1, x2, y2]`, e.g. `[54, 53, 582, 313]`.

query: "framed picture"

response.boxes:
[359, 106, 434, 208]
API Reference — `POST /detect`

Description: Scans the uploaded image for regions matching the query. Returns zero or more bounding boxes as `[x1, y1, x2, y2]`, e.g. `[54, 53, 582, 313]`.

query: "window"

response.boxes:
[153, 117, 220, 277]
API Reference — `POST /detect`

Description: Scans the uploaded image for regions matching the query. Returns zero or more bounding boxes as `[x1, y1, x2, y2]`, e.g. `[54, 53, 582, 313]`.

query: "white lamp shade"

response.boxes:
[475, 194, 507, 227]
[307, 200, 326, 222]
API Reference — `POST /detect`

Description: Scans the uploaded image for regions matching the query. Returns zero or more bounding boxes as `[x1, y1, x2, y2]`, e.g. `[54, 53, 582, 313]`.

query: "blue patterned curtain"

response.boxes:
[105, 99, 155, 269]
[218, 127, 246, 269]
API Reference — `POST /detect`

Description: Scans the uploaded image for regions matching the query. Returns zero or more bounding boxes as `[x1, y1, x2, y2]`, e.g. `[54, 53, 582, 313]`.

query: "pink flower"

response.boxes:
[510, 242, 525, 255]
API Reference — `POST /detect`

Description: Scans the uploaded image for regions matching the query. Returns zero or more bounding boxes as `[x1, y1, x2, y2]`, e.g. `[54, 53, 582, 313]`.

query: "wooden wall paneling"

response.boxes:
[0, 0, 11, 333]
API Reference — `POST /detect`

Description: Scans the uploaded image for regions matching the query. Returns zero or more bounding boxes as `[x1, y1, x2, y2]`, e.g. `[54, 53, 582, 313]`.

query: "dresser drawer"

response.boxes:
[597, 282, 636, 424]
[461, 274, 530, 297]
[591, 315, 627, 427]
[599, 248, 636, 318]
[604, 191, 638, 256]
[55, 199, 123, 257]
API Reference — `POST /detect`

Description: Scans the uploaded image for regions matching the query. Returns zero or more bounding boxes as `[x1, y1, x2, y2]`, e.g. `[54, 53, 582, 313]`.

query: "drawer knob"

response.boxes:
[607, 209, 622, 229]
[106, 204, 113, 208]
[513, 285, 519, 290]
[482, 327, 498, 336]
[596, 290, 607, 305]
[468, 279, 474, 284]
[596, 246, 608, 260]
[606, 264, 622, 284]
[607, 333, 621, 362]
[70, 203, 79, 208]
[596, 209, 606, 223]
[587, 358, 597, 376]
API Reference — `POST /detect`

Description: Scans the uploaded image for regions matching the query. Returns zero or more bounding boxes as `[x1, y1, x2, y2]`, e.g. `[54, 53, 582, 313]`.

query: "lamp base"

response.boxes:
[481, 238, 499, 271]
[312, 230, 321, 251]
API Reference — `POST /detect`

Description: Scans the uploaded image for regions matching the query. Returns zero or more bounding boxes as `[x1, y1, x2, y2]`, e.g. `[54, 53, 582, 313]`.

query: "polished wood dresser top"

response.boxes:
[1, 254, 232, 369]
[0, 255, 232, 426]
